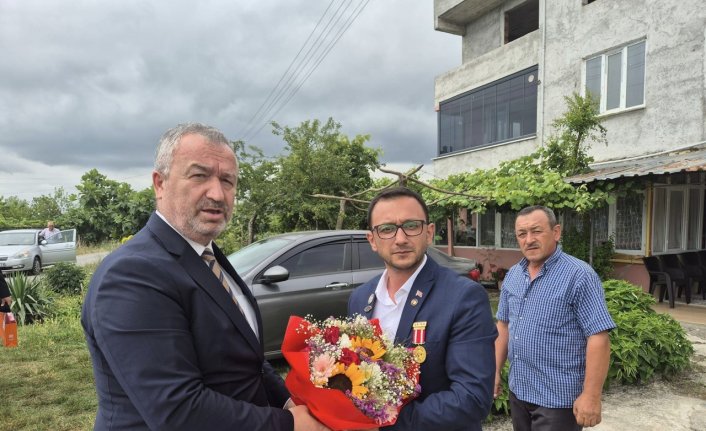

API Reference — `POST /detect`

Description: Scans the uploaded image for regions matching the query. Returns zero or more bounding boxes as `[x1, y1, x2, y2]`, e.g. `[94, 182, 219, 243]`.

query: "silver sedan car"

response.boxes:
[0, 229, 77, 275]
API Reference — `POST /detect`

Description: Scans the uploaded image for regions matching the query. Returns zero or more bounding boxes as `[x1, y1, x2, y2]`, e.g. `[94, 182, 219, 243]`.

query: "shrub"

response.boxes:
[5, 272, 54, 325]
[603, 279, 693, 384]
[43, 262, 86, 294]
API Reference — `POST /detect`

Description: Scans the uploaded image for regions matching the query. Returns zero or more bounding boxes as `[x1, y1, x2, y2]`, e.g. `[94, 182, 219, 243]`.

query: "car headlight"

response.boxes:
[11, 250, 31, 259]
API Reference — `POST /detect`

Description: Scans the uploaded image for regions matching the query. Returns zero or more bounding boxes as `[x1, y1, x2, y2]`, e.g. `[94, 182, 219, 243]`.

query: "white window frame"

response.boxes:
[583, 39, 646, 114]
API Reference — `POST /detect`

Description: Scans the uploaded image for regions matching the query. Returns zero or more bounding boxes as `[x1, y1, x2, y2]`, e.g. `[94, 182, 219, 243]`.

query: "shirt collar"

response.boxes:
[375, 254, 428, 305]
[520, 244, 563, 272]
[155, 210, 212, 257]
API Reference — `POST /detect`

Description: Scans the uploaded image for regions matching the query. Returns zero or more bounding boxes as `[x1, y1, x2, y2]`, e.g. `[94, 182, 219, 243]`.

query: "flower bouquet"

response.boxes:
[281, 315, 421, 430]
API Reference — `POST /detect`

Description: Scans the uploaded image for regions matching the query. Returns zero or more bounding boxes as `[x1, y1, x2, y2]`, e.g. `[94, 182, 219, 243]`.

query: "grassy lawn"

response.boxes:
[0, 295, 95, 430]
[76, 240, 120, 255]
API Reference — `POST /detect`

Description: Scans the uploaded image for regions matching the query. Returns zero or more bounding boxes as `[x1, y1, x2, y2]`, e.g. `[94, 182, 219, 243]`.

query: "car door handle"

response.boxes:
[326, 282, 349, 290]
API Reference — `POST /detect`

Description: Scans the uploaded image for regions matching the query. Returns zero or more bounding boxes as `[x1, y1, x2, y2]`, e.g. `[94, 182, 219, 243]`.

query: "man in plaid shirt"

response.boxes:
[495, 206, 615, 430]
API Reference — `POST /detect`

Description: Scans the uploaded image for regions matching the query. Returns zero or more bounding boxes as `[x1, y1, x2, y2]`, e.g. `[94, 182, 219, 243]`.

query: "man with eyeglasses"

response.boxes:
[348, 187, 497, 431]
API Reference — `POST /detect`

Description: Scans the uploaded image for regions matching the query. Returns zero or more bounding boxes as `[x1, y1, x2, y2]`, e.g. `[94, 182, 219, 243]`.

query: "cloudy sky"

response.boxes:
[0, 0, 459, 200]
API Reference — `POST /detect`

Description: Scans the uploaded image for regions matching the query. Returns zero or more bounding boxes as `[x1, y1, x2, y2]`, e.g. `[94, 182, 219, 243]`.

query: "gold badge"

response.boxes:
[410, 298, 419, 306]
[413, 345, 427, 363]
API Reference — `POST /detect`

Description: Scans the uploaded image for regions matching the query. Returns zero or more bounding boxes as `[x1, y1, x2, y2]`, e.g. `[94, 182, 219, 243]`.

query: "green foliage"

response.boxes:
[270, 118, 380, 231]
[540, 92, 606, 176]
[560, 218, 615, 280]
[5, 272, 54, 325]
[43, 262, 87, 294]
[603, 280, 693, 384]
[61, 169, 154, 244]
[489, 362, 510, 419]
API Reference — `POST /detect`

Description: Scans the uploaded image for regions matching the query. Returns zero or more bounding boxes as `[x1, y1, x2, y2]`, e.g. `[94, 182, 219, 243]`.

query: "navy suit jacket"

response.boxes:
[348, 257, 497, 431]
[82, 214, 293, 430]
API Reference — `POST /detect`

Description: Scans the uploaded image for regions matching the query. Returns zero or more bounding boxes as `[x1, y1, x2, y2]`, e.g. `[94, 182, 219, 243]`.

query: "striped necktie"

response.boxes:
[202, 248, 244, 315]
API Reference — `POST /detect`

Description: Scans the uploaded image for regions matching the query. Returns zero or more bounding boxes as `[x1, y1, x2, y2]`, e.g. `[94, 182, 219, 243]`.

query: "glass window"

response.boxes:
[501, 211, 518, 248]
[615, 193, 643, 250]
[667, 189, 684, 250]
[280, 243, 347, 278]
[626, 42, 646, 107]
[438, 66, 538, 155]
[584, 40, 646, 113]
[585, 57, 602, 102]
[358, 242, 384, 270]
[687, 188, 702, 250]
[479, 208, 496, 246]
[652, 188, 667, 253]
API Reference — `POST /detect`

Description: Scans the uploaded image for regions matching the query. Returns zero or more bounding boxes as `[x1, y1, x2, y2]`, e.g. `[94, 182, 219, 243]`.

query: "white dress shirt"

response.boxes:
[372, 255, 428, 341]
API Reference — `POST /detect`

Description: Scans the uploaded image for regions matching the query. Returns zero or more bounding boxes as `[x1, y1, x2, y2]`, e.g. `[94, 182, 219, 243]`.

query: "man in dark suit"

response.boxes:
[82, 123, 328, 431]
[348, 187, 497, 431]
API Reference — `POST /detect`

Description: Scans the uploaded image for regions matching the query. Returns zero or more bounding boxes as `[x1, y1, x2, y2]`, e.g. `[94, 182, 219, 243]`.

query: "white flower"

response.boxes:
[339, 333, 351, 348]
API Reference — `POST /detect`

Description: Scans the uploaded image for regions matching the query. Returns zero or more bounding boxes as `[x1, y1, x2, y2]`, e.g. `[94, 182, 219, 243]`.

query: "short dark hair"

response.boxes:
[367, 187, 429, 228]
[517, 205, 558, 227]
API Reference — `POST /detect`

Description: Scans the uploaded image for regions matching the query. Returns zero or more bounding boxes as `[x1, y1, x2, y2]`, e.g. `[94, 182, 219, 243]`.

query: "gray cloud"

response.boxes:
[0, 0, 458, 198]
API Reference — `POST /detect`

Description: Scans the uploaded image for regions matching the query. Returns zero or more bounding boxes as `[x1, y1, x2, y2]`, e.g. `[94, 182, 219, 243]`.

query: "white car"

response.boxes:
[0, 229, 77, 275]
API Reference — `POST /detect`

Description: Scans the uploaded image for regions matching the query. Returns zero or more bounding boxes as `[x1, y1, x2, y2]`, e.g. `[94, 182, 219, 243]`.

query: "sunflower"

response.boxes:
[329, 363, 369, 399]
[351, 336, 386, 360]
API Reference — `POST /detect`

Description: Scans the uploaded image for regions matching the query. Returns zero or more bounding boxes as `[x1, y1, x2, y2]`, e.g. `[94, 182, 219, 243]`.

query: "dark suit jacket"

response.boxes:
[348, 257, 497, 431]
[81, 214, 293, 431]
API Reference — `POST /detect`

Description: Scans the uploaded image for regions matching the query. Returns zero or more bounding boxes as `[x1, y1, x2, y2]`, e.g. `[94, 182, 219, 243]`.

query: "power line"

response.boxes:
[237, 0, 338, 141]
[239, 0, 370, 143]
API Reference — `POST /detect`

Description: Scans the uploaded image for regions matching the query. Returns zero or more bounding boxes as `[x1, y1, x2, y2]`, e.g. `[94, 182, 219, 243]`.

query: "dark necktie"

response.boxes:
[202, 248, 244, 315]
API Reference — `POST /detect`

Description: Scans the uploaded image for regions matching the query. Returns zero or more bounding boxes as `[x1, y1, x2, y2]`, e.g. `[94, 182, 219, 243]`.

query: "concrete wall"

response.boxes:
[542, 0, 706, 162]
[434, 0, 706, 171]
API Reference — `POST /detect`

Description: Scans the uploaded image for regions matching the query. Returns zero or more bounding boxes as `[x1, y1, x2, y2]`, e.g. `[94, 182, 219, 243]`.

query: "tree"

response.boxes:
[232, 141, 279, 245]
[62, 169, 154, 244]
[270, 118, 380, 231]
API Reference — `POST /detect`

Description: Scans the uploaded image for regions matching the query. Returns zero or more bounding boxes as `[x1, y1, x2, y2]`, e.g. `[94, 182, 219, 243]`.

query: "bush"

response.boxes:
[603, 279, 693, 384]
[43, 262, 86, 294]
[5, 272, 54, 325]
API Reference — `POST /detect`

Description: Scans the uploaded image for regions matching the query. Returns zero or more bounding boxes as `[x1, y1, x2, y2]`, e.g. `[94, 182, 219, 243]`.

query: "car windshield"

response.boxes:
[0, 232, 36, 246]
[227, 237, 295, 275]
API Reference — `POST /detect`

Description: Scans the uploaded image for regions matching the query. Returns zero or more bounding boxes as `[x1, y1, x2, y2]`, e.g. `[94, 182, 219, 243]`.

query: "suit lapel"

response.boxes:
[147, 214, 262, 358]
[394, 257, 436, 344]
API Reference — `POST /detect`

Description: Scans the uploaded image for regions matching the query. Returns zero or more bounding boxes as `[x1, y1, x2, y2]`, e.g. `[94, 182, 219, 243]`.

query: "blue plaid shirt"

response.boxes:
[496, 246, 615, 408]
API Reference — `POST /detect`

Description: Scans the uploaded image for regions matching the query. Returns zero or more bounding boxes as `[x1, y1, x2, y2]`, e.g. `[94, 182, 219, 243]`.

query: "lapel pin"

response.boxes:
[368, 293, 375, 304]
[415, 290, 423, 298]
[410, 298, 419, 307]
[364, 305, 372, 312]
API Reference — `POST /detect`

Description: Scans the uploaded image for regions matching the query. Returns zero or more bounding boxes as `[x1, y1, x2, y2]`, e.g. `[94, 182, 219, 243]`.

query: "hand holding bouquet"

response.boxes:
[282, 315, 421, 430]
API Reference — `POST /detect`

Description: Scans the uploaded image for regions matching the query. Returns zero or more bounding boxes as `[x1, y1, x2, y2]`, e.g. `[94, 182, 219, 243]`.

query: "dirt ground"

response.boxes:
[485, 322, 706, 431]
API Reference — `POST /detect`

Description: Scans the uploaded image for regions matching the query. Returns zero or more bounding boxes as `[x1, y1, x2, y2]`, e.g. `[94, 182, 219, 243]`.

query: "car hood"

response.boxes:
[0, 245, 33, 257]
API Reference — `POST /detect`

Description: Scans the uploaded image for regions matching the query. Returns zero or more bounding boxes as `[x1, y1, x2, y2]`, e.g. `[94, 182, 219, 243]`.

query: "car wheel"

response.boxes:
[31, 257, 42, 275]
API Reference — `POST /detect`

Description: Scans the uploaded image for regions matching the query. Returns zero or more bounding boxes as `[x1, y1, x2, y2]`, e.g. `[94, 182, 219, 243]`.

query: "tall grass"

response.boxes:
[0, 295, 96, 430]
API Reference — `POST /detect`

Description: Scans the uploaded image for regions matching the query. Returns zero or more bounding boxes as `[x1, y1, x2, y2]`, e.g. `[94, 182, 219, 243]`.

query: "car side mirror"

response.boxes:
[40, 239, 48, 245]
[258, 265, 289, 284]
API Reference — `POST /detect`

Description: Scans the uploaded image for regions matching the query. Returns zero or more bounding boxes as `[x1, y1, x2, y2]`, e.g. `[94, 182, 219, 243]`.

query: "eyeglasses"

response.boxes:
[371, 220, 427, 239]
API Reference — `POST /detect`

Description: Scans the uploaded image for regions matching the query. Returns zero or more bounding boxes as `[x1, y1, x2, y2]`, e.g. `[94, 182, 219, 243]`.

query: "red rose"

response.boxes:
[339, 348, 361, 366]
[323, 326, 340, 344]
[369, 318, 383, 337]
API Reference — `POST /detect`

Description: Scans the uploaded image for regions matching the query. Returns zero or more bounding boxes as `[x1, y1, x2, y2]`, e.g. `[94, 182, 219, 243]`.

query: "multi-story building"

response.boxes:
[432, 0, 706, 294]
